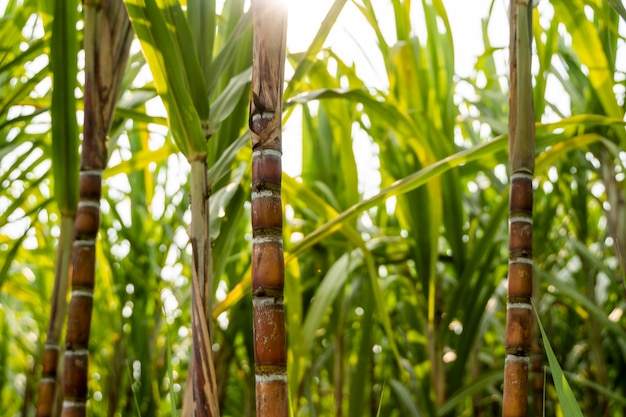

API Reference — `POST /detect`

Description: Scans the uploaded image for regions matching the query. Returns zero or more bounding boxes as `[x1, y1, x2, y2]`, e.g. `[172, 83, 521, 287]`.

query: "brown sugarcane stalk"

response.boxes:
[503, 1, 535, 416]
[249, 1, 288, 415]
[36, 217, 73, 417]
[61, 1, 132, 416]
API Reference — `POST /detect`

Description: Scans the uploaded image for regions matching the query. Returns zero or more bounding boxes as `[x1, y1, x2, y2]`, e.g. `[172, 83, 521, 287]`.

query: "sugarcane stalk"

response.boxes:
[249, 1, 288, 415]
[189, 154, 220, 417]
[61, 1, 132, 416]
[37, 217, 74, 417]
[36, 0, 79, 414]
[503, 0, 535, 416]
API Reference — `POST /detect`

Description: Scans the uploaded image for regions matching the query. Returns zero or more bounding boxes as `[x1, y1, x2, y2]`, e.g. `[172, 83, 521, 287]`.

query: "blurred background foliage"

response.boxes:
[1, 0, 626, 416]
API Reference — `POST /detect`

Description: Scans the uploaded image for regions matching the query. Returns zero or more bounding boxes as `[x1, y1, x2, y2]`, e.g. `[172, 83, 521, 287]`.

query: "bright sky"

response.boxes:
[286, 0, 508, 79]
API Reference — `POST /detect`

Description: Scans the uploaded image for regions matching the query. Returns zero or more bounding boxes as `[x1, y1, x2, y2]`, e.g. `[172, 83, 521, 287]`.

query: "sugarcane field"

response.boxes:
[1, 0, 626, 416]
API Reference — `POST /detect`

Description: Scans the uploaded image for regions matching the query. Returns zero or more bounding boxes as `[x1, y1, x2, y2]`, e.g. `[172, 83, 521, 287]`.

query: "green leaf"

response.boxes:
[50, 0, 79, 215]
[535, 308, 585, 417]
[300, 249, 364, 352]
[606, 0, 626, 23]
[552, 0, 624, 134]
[124, 0, 207, 158]
[389, 379, 422, 417]
[159, 0, 209, 120]
[206, 10, 252, 96]
[187, 0, 215, 85]
[209, 67, 251, 129]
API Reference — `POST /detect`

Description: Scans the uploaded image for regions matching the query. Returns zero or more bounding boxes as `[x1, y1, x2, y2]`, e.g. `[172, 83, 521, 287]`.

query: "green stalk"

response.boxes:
[122, 0, 221, 414]
[503, 1, 535, 416]
[190, 156, 220, 417]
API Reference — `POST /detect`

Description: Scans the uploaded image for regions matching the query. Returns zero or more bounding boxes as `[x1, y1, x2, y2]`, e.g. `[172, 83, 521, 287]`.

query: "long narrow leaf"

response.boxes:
[123, 0, 207, 157]
[535, 309, 585, 417]
[49, 0, 78, 215]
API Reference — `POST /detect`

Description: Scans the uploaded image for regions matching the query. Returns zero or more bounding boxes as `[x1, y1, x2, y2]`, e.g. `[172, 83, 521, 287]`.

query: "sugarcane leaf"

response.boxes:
[287, 111, 614, 260]
[0, 231, 29, 291]
[114, 107, 168, 126]
[438, 371, 504, 416]
[209, 66, 251, 128]
[123, 0, 207, 158]
[562, 370, 626, 407]
[552, 0, 624, 129]
[158, 0, 209, 120]
[165, 323, 180, 417]
[207, 132, 249, 188]
[541, 271, 626, 354]
[300, 249, 364, 351]
[389, 379, 422, 417]
[187, 0, 215, 85]
[606, 0, 626, 22]
[0, 168, 48, 228]
[535, 308, 585, 417]
[105, 141, 176, 177]
[348, 279, 374, 417]
[0, 66, 48, 116]
[206, 11, 252, 96]
[0, 198, 52, 290]
[49, 0, 79, 215]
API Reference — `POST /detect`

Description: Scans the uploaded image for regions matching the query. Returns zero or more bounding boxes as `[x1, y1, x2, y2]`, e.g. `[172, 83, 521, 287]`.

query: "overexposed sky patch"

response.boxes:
[282, 0, 508, 181]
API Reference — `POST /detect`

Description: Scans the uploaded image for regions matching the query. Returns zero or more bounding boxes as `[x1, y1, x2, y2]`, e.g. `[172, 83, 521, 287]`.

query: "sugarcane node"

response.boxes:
[508, 244, 532, 259]
[252, 286, 284, 298]
[508, 248, 532, 260]
[255, 364, 287, 376]
[250, 114, 281, 149]
[252, 227, 283, 238]
[251, 117, 270, 134]
[251, 169, 281, 187]
[250, 99, 276, 131]
[188, 152, 209, 163]
[82, 0, 102, 10]
[201, 120, 211, 142]
[507, 296, 531, 304]
[505, 346, 531, 357]
[61, 403, 87, 417]
[252, 180, 281, 193]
